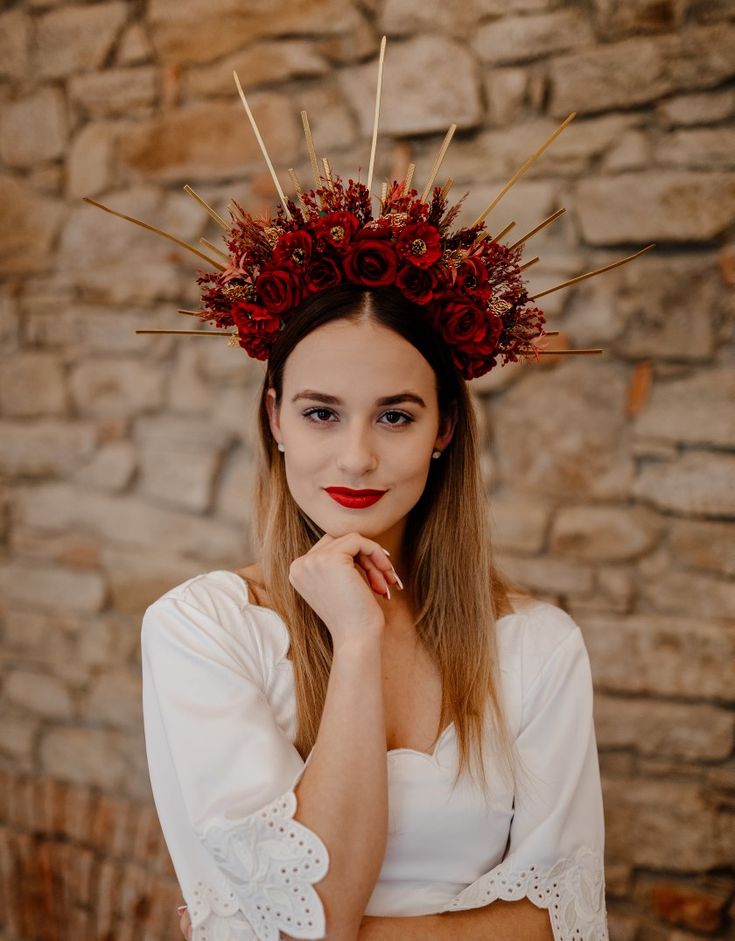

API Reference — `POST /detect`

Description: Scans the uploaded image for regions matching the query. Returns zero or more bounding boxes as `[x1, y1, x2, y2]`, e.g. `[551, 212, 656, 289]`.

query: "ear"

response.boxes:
[265, 388, 282, 445]
[434, 401, 458, 452]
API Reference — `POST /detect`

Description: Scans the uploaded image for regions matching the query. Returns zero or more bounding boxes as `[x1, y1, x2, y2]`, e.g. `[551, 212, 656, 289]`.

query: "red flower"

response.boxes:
[396, 221, 442, 269]
[231, 301, 282, 361]
[314, 211, 359, 251]
[304, 255, 343, 294]
[436, 299, 503, 358]
[342, 236, 398, 287]
[396, 264, 436, 305]
[273, 230, 312, 271]
[255, 265, 304, 315]
[455, 257, 492, 303]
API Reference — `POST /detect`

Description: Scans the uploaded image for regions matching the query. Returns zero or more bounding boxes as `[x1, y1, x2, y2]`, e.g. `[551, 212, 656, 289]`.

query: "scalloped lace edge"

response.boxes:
[186, 788, 330, 941]
[438, 844, 609, 941]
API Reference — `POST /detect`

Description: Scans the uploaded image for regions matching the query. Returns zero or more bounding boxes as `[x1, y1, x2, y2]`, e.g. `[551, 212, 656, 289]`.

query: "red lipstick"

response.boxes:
[324, 487, 387, 509]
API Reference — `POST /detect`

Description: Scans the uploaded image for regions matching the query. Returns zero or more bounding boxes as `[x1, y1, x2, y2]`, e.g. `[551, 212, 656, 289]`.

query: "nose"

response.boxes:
[335, 421, 378, 476]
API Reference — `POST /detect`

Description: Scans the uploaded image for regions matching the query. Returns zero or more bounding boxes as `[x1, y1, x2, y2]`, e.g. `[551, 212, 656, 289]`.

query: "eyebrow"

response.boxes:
[291, 390, 427, 408]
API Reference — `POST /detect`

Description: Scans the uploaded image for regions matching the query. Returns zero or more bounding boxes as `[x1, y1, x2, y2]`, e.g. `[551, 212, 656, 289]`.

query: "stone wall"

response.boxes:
[0, 0, 734, 938]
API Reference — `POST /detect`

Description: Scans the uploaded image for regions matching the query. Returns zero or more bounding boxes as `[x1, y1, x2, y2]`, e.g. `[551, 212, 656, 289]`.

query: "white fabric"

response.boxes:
[141, 569, 609, 941]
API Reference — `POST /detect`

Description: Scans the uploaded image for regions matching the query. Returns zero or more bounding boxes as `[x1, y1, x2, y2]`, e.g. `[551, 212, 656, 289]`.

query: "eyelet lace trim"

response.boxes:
[438, 844, 608, 941]
[187, 789, 330, 941]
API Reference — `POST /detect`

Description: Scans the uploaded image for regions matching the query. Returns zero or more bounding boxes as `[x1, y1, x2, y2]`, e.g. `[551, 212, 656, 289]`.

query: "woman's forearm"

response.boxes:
[358, 897, 555, 940]
[291, 636, 388, 941]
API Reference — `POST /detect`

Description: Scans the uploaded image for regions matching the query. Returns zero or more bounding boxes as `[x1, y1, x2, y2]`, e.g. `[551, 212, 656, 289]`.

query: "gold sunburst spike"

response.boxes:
[402, 163, 416, 194]
[509, 208, 566, 251]
[535, 349, 603, 356]
[322, 156, 335, 192]
[529, 244, 656, 301]
[300, 111, 321, 190]
[183, 185, 228, 230]
[471, 113, 576, 229]
[519, 256, 540, 271]
[494, 220, 516, 242]
[176, 309, 207, 316]
[420, 124, 457, 202]
[440, 178, 454, 199]
[233, 70, 291, 220]
[136, 329, 236, 336]
[200, 238, 229, 261]
[367, 35, 387, 195]
[82, 197, 226, 270]
[380, 181, 388, 203]
[287, 167, 310, 211]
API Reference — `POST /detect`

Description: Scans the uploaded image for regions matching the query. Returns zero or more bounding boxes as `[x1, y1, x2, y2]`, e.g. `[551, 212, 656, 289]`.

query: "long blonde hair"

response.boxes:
[252, 284, 533, 801]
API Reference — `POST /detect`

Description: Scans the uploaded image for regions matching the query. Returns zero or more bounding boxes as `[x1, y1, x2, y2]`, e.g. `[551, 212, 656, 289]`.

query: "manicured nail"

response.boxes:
[382, 547, 390, 555]
[392, 571, 404, 591]
[385, 585, 391, 600]
[177, 905, 187, 913]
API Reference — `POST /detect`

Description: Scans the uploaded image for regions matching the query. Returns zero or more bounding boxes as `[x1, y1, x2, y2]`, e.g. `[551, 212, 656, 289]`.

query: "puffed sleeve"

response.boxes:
[438, 616, 609, 941]
[141, 590, 330, 941]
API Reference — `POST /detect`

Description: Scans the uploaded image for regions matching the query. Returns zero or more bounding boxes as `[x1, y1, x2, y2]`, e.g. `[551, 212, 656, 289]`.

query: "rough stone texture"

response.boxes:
[1, 2, 734, 936]
[0, 87, 68, 168]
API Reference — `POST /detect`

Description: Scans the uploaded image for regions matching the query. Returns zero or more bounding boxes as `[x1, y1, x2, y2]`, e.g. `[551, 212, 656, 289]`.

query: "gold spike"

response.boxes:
[380, 180, 388, 203]
[440, 178, 454, 199]
[322, 156, 334, 191]
[136, 329, 236, 337]
[288, 167, 310, 211]
[509, 208, 566, 251]
[403, 163, 416, 194]
[82, 197, 226, 271]
[529, 245, 656, 301]
[474, 229, 489, 244]
[200, 237, 229, 261]
[228, 200, 247, 224]
[367, 35, 387, 195]
[493, 220, 516, 242]
[534, 349, 603, 355]
[420, 124, 457, 202]
[519, 256, 540, 271]
[183, 185, 228, 230]
[176, 308, 207, 316]
[301, 111, 321, 190]
[233, 70, 291, 220]
[471, 113, 576, 228]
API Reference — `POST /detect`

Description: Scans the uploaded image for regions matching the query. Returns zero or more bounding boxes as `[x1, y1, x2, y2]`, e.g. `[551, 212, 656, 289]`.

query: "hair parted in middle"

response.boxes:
[250, 283, 537, 802]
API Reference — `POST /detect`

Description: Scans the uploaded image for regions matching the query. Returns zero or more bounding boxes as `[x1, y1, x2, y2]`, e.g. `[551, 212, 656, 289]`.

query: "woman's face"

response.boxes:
[266, 317, 456, 548]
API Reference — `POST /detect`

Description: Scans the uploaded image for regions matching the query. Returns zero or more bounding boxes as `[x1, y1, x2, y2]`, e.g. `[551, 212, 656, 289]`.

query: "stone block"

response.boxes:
[0, 87, 67, 168]
[669, 519, 735, 578]
[0, 420, 96, 477]
[338, 35, 482, 137]
[68, 358, 165, 418]
[40, 727, 127, 789]
[633, 452, 735, 518]
[34, 2, 128, 78]
[472, 10, 594, 65]
[0, 352, 67, 417]
[0, 174, 64, 275]
[551, 505, 663, 562]
[184, 41, 328, 97]
[3, 670, 74, 720]
[0, 562, 107, 614]
[488, 490, 551, 554]
[68, 67, 157, 119]
[0, 9, 31, 80]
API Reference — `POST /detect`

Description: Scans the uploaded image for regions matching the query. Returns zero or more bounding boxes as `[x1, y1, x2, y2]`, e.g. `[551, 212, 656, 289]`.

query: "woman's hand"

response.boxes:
[289, 531, 402, 649]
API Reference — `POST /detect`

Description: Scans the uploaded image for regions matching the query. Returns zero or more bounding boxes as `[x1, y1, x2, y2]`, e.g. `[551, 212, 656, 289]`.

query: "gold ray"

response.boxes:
[519, 256, 540, 271]
[233, 70, 291, 220]
[420, 124, 457, 202]
[380, 181, 388, 203]
[301, 111, 321, 190]
[200, 237, 229, 261]
[287, 167, 310, 211]
[82, 197, 225, 270]
[183, 185, 228, 229]
[509, 208, 566, 251]
[228, 200, 247, 224]
[176, 309, 207, 316]
[367, 35, 387, 195]
[440, 178, 454, 199]
[322, 156, 334, 191]
[471, 112, 576, 228]
[534, 349, 603, 356]
[529, 245, 656, 301]
[136, 329, 236, 337]
[403, 163, 416, 194]
[494, 220, 516, 242]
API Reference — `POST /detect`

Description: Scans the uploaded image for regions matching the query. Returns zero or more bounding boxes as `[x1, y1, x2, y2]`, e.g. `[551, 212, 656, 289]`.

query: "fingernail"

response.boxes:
[382, 548, 391, 555]
[385, 585, 391, 600]
[392, 571, 404, 591]
[177, 905, 187, 913]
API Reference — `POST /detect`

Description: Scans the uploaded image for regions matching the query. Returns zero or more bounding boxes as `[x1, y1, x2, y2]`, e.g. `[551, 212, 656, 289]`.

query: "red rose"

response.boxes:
[435, 298, 503, 357]
[231, 301, 282, 361]
[314, 211, 359, 251]
[272, 230, 312, 271]
[342, 237, 398, 287]
[455, 257, 492, 303]
[396, 264, 436, 305]
[396, 221, 442, 269]
[304, 255, 343, 295]
[255, 265, 304, 315]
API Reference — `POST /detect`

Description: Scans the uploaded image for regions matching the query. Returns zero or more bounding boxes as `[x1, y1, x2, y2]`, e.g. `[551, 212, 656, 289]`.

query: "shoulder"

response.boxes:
[496, 597, 583, 690]
[141, 569, 284, 676]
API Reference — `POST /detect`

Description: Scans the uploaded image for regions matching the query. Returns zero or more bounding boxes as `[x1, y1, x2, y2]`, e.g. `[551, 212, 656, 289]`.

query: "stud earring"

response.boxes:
[277, 442, 285, 452]
[432, 450, 441, 459]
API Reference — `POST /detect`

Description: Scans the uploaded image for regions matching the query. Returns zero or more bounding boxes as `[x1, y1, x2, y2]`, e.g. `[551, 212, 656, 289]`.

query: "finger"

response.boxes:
[333, 533, 396, 579]
[356, 550, 390, 595]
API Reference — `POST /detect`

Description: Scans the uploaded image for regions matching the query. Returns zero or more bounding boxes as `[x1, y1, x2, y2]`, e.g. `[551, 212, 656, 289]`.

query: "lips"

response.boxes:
[324, 487, 387, 509]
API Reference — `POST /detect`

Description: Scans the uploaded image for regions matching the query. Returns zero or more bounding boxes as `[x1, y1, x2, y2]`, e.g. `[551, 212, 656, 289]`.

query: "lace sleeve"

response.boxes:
[141, 593, 330, 941]
[438, 623, 609, 941]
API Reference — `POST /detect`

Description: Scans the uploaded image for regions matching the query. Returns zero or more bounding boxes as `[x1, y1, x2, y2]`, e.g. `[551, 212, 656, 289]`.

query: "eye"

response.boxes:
[301, 408, 414, 427]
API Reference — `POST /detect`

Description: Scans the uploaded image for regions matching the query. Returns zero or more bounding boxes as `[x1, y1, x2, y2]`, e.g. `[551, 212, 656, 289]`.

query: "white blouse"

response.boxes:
[141, 569, 609, 941]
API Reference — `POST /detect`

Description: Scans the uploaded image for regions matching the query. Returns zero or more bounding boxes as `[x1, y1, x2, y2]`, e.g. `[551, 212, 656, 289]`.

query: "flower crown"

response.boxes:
[83, 36, 654, 382]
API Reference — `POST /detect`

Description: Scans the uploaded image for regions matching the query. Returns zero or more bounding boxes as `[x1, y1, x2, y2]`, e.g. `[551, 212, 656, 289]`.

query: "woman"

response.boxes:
[142, 284, 609, 941]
